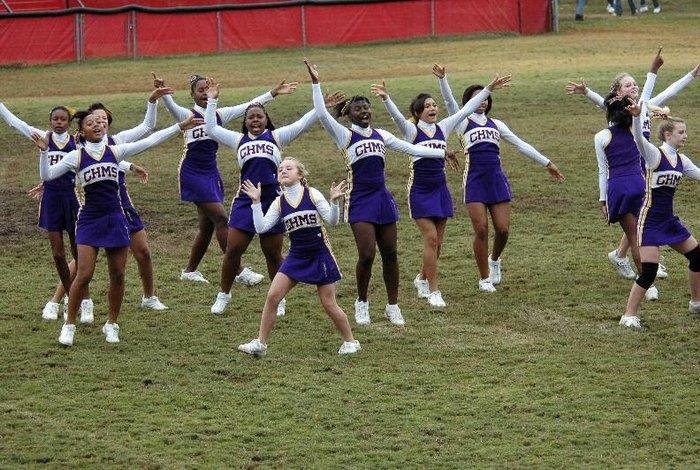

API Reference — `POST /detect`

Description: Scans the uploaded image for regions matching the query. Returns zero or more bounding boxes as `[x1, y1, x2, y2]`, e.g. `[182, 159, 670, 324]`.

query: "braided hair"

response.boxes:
[241, 103, 275, 134]
[334, 95, 371, 118]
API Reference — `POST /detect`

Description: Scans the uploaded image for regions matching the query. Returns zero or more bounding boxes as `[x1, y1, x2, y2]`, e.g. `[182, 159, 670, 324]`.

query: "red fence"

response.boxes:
[0, 0, 552, 65]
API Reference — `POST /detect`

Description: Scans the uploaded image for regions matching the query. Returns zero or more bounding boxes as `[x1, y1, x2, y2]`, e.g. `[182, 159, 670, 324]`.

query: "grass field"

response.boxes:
[0, 1, 698, 467]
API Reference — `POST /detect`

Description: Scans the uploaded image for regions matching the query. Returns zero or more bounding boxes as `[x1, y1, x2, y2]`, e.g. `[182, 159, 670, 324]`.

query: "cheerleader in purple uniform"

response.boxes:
[202, 78, 329, 316]
[619, 101, 700, 329]
[0, 103, 96, 320]
[370, 73, 511, 308]
[153, 72, 297, 284]
[34, 111, 197, 346]
[237, 158, 359, 356]
[436, 67, 564, 293]
[305, 59, 458, 326]
[567, 50, 698, 279]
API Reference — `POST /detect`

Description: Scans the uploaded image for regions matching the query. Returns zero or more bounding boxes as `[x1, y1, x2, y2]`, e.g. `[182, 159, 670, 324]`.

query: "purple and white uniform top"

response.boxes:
[631, 116, 700, 247]
[311, 83, 446, 224]
[252, 182, 341, 285]
[204, 97, 318, 234]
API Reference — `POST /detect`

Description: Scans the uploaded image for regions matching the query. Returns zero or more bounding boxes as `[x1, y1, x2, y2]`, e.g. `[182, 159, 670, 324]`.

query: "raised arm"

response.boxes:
[311, 83, 351, 149]
[113, 122, 187, 162]
[370, 81, 415, 141]
[0, 103, 46, 139]
[273, 109, 319, 147]
[160, 94, 192, 122]
[218, 91, 273, 123]
[111, 97, 160, 144]
[310, 184, 343, 226]
[376, 129, 446, 158]
[628, 101, 661, 170]
[437, 75, 460, 116]
[204, 97, 243, 149]
[680, 155, 700, 181]
[649, 66, 697, 106]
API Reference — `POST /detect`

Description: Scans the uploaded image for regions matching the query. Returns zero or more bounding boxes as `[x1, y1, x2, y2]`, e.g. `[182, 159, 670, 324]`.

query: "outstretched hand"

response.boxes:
[624, 97, 642, 117]
[324, 90, 346, 108]
[31, 132, 48, 151]
[487, 74, 512, 91]
[370, 80, 389, 101]
[546, 162, 565, 182]
[565, 79, 587, 95]
[179, 115, 203, 131]
[27, 182, 44, 200]
[329, 180, 347, 202]
[445, 150, 460, 172]
[271, 80, 299, 97]
[304, 58, 320, 84]
[149, 86, 174, 103]
[432, 63, 446, 79]
[691, 64, 700, 78]
[205, 77, 220, 100]
[650, 46, 664, 74]
[151, 72, 165, 88]
[241, 179, 262, 203]
[131, 164, 149, 184]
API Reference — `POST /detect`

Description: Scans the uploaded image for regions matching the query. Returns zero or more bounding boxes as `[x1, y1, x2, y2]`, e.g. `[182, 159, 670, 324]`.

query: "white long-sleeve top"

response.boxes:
[203, 97, 317, 153]
[109, 100, 158, 144]
[39, 124, 181, 182]
[632, 114, 700, 179]
[584, 71, 696, 110]
[161, 91, 274, 123]
[381, 87, 491, 143]
[0, 102, 71, 147]
[594, 129, 614, 201]
[311, 83, 446, 159]
[251, 182, 339, 233]
[438, 75, 551, 166]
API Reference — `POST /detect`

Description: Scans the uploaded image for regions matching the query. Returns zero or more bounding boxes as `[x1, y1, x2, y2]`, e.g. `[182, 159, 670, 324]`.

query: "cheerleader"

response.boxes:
[237, 158, 360, 356]
[620, 101, 700, 328]
[34, 111, 197, 346]
[203, 78, 338, 316]
[436, 67, 565, 292]
[566, 51, 698, 280]
[370, 72, 511, 307]
[0, 103, 97, 320]
[304, 59, 458, 326]
[154, 72, 297, 284]
[47, 95, 172, 313]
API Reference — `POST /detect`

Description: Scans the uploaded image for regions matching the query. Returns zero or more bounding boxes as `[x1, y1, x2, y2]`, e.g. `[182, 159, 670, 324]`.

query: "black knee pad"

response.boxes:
[636, 262, 658, 289]
[685, 245, 700, 272]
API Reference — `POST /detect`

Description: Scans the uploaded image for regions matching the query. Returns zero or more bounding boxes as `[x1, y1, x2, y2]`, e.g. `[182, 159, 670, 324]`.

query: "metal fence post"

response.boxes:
[301, 4, 307, 47]
[74, 13, 83, 62]
[216, 10, 222, 52]
[430, 0, 435, 37]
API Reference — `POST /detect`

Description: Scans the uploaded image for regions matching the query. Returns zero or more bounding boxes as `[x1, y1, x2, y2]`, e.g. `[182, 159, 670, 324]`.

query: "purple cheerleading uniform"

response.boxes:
[638, 149, 690, 247]
[107, 136, 145, 234]
[278, 187, 341, 285]
[345, 129, 399, 224]
[229, 130, 284, 234]
[407, 125, 453, 219]
[38, 133, 80, 232]
[178, 108, 225, 203]
[603, 124, 645, 224]
[462, 117, 511, 205]
[75, 146, 130, 248]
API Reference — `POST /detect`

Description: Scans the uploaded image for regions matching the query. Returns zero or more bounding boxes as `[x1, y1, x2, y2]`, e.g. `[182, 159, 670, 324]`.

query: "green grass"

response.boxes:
[0, 1, 699, 466]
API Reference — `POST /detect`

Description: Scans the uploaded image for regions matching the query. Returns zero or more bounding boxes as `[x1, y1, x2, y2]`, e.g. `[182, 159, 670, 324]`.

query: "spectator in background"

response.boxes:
[575, 0, 585, 20]
[639, 0, 660, 13]
[613, 0, 637, 16]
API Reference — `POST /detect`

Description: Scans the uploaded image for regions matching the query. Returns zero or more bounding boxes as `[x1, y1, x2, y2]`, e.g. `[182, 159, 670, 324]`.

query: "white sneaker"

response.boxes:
[354, 299, 370, 325]
[638, 5, 648, 12]
[180, 269, 209, 283]
[384, 304, 405, 326]
[141, 295, 168, 310]
[653, 6, 661, 13]
[211, 292, 231, 315]
[413, 274, 430, 299]
[235, 267, 264, 286]
[428, 291, 446, 308]
[276, 298, 286, 317]
[689, 300, 700, 314]
[619, 315, 642, 329]
[58, 323, 75, 346]
[479, 278, 496, 293]
[488, 256, 502, 285]
[656, 264, 668, 279]
[606, 3, 615, 13]
[42, 301, 59, 320]
[645, 285, 659, 301]
[238, 338, 267, 357]
[80, 299, 94, 324]
[338, 340, 361, 355]
[102, 322, 120, 343]
[608, 250, 636, 279]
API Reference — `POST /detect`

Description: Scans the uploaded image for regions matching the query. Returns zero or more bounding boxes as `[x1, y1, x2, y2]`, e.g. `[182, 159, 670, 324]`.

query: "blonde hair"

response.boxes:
[657, 116, 685, 142]
[280, 157, 309, 187]
[609, 73, 633, 94]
